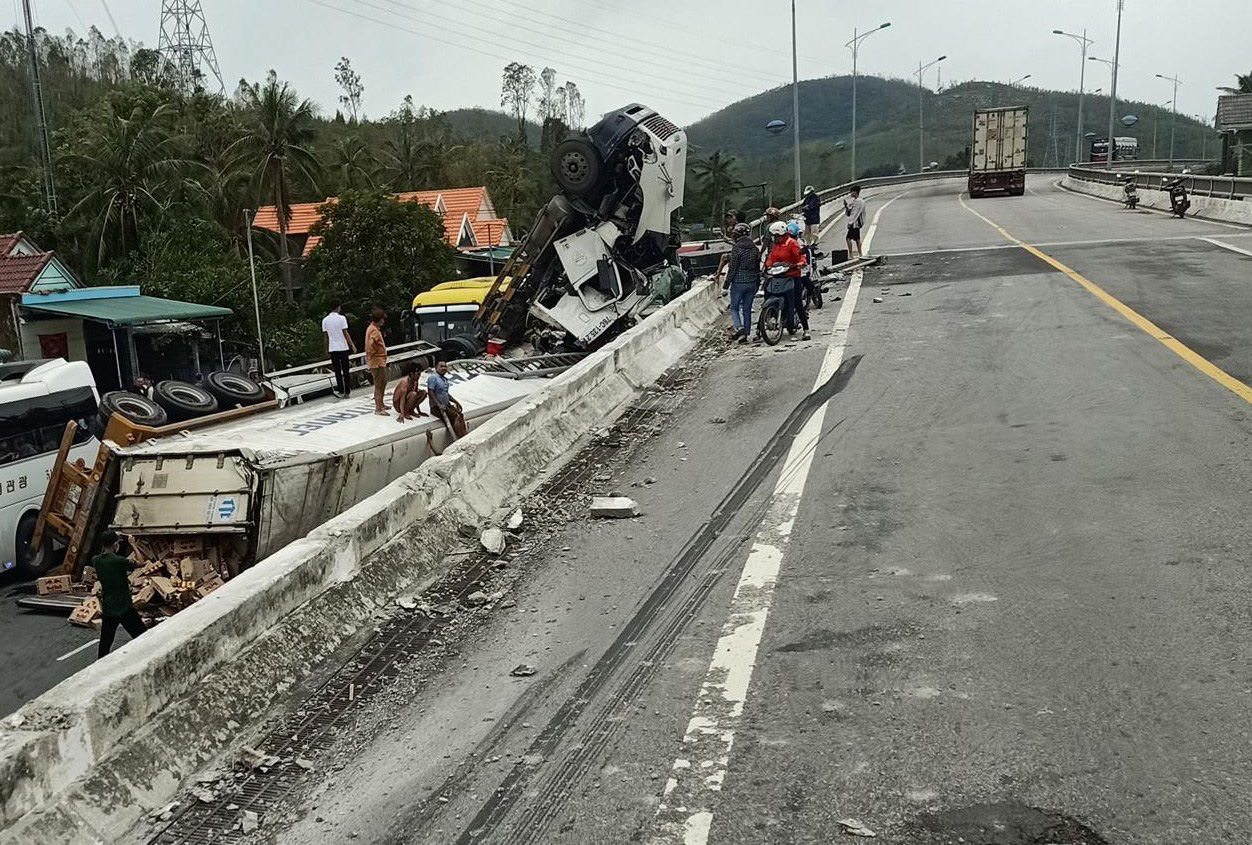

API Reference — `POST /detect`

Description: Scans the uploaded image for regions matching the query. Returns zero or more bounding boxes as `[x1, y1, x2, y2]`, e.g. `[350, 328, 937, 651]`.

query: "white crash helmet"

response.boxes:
[768, 220, 788, 236]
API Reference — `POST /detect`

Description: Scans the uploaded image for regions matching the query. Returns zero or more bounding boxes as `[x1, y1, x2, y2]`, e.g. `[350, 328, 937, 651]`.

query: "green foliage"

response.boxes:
[303, 191, 456, 338]
[1218, 71, 1252, 95]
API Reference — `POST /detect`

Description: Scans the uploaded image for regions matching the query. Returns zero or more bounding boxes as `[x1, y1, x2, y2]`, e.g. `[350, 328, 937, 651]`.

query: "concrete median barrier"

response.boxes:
[0, 277, 722, 845]
[1062, 174, 1252, 226]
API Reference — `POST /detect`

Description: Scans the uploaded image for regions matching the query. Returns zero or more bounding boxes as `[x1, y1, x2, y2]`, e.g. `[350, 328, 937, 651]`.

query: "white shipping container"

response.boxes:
[971, 107, 1029, 173]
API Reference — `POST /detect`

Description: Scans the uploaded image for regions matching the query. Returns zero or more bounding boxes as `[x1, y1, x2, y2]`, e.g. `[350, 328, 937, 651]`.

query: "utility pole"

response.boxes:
[1154, 72, 1182, 168]
[22, 0, 57, 217]
[790, 0, 801, 202]
[916, 56, 946, 172]
[846, 22, 891, 183]
[1106, 0, 1124, 167]
[1054, 28, 1093, 164]
[158, 0, 226, 94]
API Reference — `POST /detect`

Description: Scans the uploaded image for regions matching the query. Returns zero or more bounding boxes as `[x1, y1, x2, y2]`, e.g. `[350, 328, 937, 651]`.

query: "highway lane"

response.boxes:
[146, 181, 1252, 845]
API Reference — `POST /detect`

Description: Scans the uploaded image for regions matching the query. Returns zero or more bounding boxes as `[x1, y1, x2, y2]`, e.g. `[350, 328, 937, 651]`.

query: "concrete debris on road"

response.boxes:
[240, 809, 260, 833]
[872, 297, 884, 304]
[506, 509, 524, 531]
[396, 597, 419, 611]
[464, 591, 489, 607]
[837, 818, 877, 837]
[590, 497, 638, 519]
[509, 664, 538, 677]
[480, 528, 507, 555]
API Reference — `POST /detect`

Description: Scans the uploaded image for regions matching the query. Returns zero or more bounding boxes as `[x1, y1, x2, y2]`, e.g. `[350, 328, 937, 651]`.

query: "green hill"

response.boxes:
[686, 75, 1214, 208]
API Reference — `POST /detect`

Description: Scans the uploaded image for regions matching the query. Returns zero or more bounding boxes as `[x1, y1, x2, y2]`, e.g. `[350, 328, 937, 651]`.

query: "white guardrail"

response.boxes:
[1067, 163, 1250, 201]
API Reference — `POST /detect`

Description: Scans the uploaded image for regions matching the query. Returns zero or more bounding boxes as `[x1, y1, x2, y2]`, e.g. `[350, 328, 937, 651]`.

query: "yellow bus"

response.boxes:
[406, 277, 510, 344]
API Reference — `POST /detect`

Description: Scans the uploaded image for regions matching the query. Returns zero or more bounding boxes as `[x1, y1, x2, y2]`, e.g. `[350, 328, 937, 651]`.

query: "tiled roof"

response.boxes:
[1218, 94, 1252, 131]
[301, 235, 323, 257]
[0, 233, 21, 256]
[252, 200, 333, 235]
[470, 218, 510, 247]
[0, 251, 53, 295]
[253, 187, 497, 249]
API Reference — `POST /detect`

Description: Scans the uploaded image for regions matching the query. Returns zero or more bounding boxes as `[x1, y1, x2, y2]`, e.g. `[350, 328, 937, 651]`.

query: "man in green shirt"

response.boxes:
[93, 530, 147, 659]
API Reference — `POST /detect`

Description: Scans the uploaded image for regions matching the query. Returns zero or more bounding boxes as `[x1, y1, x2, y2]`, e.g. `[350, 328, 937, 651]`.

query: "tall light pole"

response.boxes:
[1054, 28, 1093, 163]
[1151, 100, 1170, 159]
[917, 55, 946, 172]
[1009, 74, 1032, 90]
[1154, 72, 1182, 168]
[1106, 0, 1125, 166]
[1196, 115, 1210, 160]
[1089, 55, 1118, 162]
[846, 21, 891, 182]
[790, 0, 801, 201]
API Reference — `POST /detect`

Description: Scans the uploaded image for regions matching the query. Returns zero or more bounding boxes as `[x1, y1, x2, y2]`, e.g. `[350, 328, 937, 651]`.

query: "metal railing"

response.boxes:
[1067, 164, 1251, 201]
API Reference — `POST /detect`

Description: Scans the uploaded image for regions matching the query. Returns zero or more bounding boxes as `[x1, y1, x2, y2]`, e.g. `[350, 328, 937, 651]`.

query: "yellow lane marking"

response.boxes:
[958, 193, 1252, 405]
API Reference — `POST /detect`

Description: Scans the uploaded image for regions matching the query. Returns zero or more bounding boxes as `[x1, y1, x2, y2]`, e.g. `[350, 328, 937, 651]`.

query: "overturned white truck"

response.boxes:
[478, 103, 688, 350]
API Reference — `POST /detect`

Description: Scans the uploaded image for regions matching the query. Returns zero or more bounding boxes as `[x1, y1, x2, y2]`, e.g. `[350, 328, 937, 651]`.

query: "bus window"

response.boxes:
[0, 387, 97, 466]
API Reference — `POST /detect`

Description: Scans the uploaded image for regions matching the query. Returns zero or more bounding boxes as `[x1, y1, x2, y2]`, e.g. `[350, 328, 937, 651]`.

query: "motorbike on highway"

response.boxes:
[758, 263, 796, 346]
[1121, 179, 1139, 210]
[1165, 178, 1191, 219]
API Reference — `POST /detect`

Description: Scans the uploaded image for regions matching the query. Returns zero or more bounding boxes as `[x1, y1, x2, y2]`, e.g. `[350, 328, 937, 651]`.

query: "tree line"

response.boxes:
[0, 26, 580, 369]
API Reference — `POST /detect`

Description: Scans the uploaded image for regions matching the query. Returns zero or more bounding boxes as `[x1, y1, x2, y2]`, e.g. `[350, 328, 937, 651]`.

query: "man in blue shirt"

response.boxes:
[426, 360, 467, 439]
[801, 186, 822, 245]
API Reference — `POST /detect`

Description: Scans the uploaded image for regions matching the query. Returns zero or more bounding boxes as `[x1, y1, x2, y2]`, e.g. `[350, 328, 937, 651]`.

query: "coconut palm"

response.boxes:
[330, 136, 375, 191]
[63, 100, 187, 266]
[229, 71, 321, 300]
[691, 151, 743, 221]
[1218, 70, 1252, 95]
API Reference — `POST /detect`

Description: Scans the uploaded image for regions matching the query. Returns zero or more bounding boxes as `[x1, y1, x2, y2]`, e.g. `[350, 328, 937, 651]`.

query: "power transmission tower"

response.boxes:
[1045, 109, 1062, 168]
[158, 0, 226, 94]
[22, 0, 57, 216]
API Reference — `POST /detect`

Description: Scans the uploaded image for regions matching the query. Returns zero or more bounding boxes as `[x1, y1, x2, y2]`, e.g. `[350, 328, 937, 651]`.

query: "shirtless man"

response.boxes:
[392, 360, 428, 422]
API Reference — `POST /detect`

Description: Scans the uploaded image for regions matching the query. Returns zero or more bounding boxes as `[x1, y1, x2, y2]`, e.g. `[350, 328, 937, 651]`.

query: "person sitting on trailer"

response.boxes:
[393, 360, 429, 423]
[426, 360, 467, 440]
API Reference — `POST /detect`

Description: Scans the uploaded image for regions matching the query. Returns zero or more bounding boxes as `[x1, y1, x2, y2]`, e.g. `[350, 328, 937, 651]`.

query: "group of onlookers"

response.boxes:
[718, 185, 868, 344]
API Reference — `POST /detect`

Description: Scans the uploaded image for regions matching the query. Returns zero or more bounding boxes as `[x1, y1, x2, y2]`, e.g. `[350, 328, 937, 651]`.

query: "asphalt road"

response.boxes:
[131, 179, 1252, 845]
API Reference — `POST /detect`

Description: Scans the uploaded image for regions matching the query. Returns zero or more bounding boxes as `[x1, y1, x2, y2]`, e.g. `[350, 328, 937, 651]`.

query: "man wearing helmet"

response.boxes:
[759, 206, 784, 262]
[785, 220, 812, 340]
[763, 220, 810, 342]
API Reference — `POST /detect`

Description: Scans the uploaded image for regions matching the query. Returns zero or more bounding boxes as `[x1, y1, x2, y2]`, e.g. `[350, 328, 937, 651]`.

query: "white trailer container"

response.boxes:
[969, 106, 1029, 198]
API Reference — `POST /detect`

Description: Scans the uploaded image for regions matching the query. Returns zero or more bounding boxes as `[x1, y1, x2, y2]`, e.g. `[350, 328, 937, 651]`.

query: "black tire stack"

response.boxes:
[97, 372, 265, 432]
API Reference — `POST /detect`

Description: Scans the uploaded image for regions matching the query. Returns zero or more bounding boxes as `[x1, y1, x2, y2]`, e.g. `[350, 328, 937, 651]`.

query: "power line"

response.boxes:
[352, 0, 752, 103]
[307, 0, 723, 114]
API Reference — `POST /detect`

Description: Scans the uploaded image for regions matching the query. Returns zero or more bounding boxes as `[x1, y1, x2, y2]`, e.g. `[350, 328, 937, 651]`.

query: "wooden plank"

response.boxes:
[31, 421, 78, 549]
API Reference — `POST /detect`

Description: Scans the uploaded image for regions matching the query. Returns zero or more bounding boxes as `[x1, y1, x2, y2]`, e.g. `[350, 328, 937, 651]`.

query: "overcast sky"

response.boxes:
[12, 0, 1249, 127]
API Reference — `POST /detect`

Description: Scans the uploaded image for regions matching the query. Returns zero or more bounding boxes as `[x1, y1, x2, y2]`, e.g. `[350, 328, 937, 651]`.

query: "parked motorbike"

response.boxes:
[1122, 180, 1139, 210]
[1165, 178, 1190, 219]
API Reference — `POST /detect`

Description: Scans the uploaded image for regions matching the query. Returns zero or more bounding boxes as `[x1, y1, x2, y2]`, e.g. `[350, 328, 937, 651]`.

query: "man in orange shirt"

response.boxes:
[365, 306, 389, 415]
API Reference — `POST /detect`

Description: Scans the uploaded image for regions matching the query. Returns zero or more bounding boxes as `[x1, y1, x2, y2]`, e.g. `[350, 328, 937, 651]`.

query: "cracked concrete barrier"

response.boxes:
[1062, 174, 1252, 226]
[0, 277, 722, 845]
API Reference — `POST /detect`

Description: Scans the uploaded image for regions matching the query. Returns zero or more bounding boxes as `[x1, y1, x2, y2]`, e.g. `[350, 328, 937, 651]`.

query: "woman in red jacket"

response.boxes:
[763, 221, 809, 340]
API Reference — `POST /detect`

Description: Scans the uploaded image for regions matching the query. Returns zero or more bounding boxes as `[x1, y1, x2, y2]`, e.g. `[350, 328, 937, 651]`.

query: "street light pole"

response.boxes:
[1107, 0, 1125, 167]
[790, 0, 801, 202]
[1154, 72, 1182, 168]
[244, 210, 267, 378]
[1089, 55, 1117, 162]
[1054, 28, 1093, 163]
[1009, 74, 1032, 90]
[845, 22, 890, 182]
[917, 55, 946, 172]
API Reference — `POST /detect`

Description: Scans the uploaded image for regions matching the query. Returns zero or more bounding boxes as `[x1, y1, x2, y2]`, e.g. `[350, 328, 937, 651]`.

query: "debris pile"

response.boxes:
[38, 535, 241, 628]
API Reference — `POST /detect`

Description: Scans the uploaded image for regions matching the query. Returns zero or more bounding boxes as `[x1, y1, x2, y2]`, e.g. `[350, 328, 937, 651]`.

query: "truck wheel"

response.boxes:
[438, 334, 481, 362]
[98, 391, 168, 429]
[153, 380, 219, 422]
[552, 139, 602, 197]
[204, 371, 265, 407]
[15, 512, 58, 578]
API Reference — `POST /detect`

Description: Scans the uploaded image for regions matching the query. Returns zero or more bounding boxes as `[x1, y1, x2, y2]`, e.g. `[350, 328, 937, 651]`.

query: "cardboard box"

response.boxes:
[69, 597, 101, 627]
[179, 557, 210, 583]
[197, 574, 225, 598]
[132, 584, 156, 608]
[149, 576, 177, 601]
[36, 575, 72, 596]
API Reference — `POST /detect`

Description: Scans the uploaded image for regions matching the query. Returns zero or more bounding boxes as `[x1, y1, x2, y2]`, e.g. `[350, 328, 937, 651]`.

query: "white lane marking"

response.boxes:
[56, 639, 98, 661]
[647, 195, 903, 845]
[1200, 237, 1252, 259]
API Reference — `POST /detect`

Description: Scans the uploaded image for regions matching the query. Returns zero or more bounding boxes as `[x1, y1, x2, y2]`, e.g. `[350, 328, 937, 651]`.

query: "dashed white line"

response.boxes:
[646, 194, 904, 845]
[56, 639, 98, 661]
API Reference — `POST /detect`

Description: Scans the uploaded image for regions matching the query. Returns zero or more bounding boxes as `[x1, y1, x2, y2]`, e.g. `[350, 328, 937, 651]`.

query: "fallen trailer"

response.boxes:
[31, 355, 581, 624]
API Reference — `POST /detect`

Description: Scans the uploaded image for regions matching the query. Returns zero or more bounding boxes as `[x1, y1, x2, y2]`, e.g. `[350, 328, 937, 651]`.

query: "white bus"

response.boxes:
[0, 359, 100, 577]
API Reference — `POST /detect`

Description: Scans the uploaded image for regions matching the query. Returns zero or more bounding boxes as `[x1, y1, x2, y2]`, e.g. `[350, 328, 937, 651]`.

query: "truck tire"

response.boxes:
[439, 334, 481, 362]
[552, 138, 602, 198]
[15, 512, 57, 578]
[204, 371, 265, 407]
[153, 380, 219, 422]
[98, 391, 168, 429]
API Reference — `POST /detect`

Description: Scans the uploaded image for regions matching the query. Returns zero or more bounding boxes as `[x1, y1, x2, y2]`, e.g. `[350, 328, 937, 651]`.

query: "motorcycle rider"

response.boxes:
[786, 220, 813, 340]
[763, 220, 809, 342]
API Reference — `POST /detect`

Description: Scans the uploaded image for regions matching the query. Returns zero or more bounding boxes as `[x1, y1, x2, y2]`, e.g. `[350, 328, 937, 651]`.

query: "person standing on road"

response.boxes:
[759, 206, 784, 264]
[785, 221, 812, 341]
[322, 303, 356, 398]
[723, 223, 760, 344]
[715, 208, 743, 290]
[843, 185, 867, 259]
[426, 360, 467, 439]
[802, 186, 822, 245]
[763, 220, 808, 341]
[93, 530, 146, 660]
[365, 306, 389, 416]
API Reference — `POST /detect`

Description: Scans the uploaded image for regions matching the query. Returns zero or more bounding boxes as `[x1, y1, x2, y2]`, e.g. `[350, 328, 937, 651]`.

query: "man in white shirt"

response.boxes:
[843, 185, 868, 259]
[321, 304, 356, 397]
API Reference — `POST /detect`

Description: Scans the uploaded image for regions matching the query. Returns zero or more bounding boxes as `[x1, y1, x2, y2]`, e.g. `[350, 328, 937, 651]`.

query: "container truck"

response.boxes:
[968, 106, 1028, 198]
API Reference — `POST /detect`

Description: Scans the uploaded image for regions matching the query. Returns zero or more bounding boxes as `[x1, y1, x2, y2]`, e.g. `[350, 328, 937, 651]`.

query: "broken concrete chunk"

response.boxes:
[590, 497, 638, 519]
[837, 818, 876, 837]
[464, 591, 489, 607]
[509, 664, 538, 677]
[506, 509, 524, 531]
[240, 809, 260, 833]
[480, 527, 507, 555]
[397, 597, 419, 611]
[872, 297, 884, 304]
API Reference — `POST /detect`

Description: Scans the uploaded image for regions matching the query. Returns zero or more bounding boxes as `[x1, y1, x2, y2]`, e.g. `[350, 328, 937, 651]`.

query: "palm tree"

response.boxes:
[330, 136, 375, 191]
[1218, 70, 1252, 95]
[64, 100, 187, 266]
[229, 71, 321, 300]
[691, 151, 743, 221]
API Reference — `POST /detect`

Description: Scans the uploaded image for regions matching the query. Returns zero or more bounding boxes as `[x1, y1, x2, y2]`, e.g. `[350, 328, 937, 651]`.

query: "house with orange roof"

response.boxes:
[252, 186, 513, 261]
[0, 233, 81, 359]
